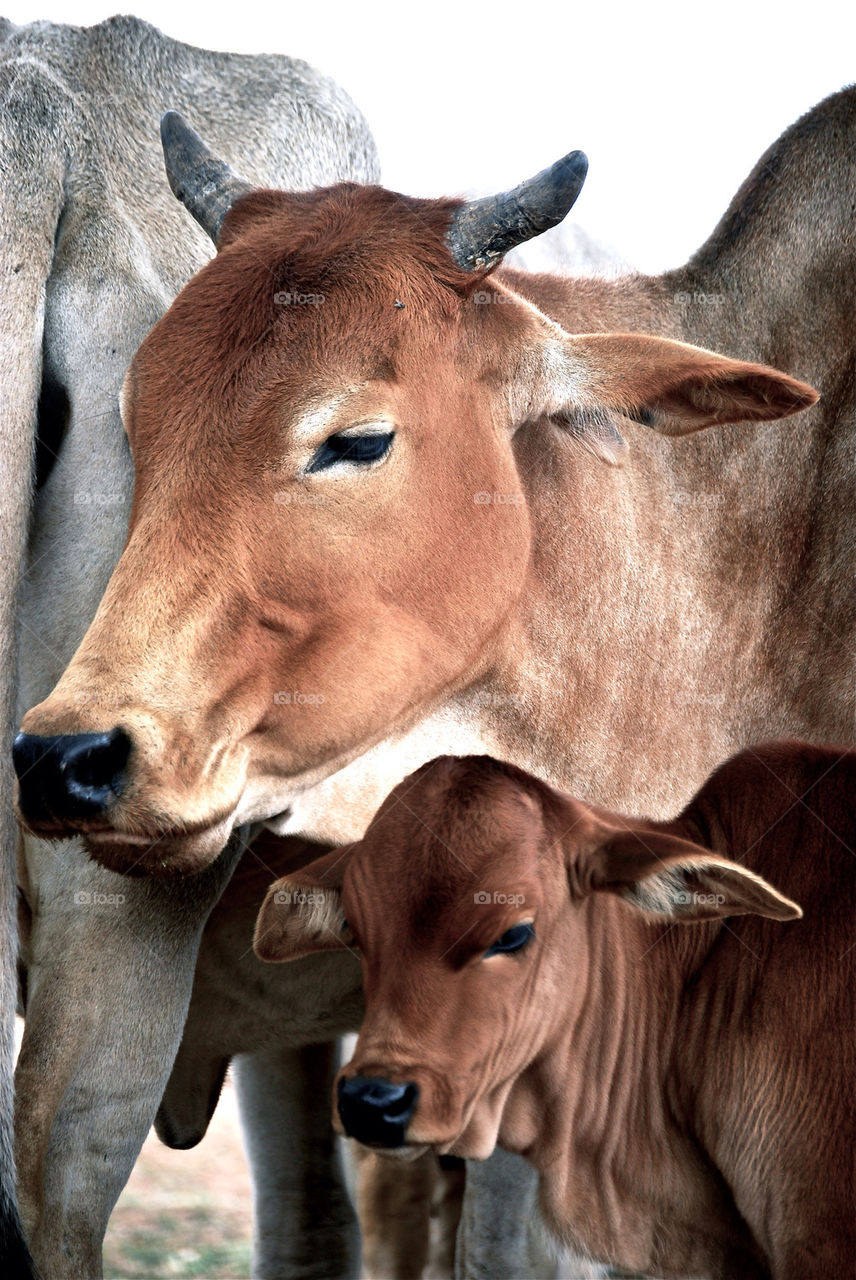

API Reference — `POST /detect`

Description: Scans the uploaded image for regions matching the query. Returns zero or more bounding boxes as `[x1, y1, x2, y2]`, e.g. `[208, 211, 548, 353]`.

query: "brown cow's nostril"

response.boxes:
[13, 728, 132, 825]
[337, 1075, 419, 1148]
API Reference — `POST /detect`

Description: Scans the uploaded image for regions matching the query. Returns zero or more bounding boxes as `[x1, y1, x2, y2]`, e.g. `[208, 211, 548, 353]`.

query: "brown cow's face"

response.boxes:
[17, 194, 533, 871]
[253, 756, 801, 1160]
[15, 186, 817, 874]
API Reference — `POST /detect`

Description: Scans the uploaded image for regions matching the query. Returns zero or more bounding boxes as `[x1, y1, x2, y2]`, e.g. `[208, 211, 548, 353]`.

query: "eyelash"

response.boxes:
[484, 922, 535, 958]
[307, 431, 395, 473]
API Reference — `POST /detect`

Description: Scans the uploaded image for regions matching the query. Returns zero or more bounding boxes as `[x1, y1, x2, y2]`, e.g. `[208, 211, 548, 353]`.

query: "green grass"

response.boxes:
[104, 1206, 252, 1279]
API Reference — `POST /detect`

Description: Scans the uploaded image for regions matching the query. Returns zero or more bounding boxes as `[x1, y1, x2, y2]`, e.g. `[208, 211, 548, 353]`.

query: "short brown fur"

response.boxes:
[258, 741, 856, 1280]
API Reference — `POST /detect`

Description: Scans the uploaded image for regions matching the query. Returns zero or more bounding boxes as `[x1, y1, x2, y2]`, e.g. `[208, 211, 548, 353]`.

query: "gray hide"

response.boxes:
[0, 15, 376, 1277]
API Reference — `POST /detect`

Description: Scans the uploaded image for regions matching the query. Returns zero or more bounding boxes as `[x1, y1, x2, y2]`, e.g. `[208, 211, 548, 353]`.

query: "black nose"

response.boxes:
[13, 728, 131, 824]
[337, 1075, 419, 1148]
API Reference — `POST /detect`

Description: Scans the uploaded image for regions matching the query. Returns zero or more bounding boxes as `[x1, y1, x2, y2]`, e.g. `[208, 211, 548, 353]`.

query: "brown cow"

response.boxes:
[255, 741, 856, 1280]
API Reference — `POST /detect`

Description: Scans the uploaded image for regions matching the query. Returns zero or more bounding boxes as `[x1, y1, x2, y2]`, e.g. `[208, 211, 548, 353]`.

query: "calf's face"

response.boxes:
[254, 756, 801, 1160]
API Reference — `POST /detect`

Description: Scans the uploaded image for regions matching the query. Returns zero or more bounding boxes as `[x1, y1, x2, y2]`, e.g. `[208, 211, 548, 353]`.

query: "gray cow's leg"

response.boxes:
[15, 833, 243, 1279]
[233, 1042, 360, 1280]
[456, 1152, 557, 1280]
[456, 1150, 610, 1280]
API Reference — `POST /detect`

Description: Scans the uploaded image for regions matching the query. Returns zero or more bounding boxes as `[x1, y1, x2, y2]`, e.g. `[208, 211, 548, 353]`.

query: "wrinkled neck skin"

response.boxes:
[468, 239, 852, 812]
[499, 894, 768, 1279]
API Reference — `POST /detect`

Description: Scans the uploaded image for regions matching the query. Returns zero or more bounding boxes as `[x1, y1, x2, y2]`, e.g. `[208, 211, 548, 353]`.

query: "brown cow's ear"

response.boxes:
[585, 826, 803, 924]
[504, 323, 817, 461]
[254, 845, 357, 962]
[567, 333, 818, 436]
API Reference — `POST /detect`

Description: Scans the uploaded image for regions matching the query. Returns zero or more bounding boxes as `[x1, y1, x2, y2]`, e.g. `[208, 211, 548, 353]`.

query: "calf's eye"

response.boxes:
[308, 430, 394, 473]
[484, 922, 535, 958]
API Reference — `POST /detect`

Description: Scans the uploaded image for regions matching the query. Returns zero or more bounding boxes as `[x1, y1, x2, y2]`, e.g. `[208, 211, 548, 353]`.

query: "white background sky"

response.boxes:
[4, 1, 854, 271]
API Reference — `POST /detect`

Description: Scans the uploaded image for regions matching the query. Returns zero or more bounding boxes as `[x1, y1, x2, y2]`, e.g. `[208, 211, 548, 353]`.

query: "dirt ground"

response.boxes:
[103, 1074, 254, 1279]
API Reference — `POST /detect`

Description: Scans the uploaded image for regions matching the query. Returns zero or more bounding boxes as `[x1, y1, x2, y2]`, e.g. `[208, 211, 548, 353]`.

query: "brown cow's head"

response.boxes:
[14, 117, 818, 875]
[255, 756, 801, 1159]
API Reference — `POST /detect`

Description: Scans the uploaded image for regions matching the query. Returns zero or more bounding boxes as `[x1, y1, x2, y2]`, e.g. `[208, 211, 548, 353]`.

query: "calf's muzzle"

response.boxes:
[337, 1075, 419, 1149]
[13, 728, 131, 824]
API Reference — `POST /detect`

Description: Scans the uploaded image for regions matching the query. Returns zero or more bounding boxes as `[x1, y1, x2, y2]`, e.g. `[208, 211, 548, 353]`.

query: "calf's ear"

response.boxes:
[500, 319, 818, 464]
[254, 845, 357, 962]
[582, 826, 802, 924]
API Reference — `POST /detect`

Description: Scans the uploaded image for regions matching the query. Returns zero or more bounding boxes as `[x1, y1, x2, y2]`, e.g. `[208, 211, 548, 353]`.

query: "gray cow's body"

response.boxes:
[0, 15, 378, 1275]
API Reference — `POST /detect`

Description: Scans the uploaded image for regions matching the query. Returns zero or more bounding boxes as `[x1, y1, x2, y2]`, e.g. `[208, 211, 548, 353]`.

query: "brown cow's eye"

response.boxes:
[307, 430, 394, 473]
[484, 922, 535, 958]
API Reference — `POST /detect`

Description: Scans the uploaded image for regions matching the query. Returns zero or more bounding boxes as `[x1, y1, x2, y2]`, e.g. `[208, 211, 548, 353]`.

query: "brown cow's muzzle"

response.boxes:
[336, 1075, 422, 1152]
[13, 727, 131, 825]
[14, 699, 245, 875]
[13, 538, 286, 872]
[335, 1055, 483, 1158]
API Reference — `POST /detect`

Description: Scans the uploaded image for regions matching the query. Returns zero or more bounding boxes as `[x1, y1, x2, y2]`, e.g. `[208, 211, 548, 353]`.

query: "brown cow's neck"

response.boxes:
[508, 86, 856, 373]
[477, 120, 856, 816]
[671, 87, 856, 375]
[500, 895, 768, 1277]
[472, 382, 830, 814]
[489, 89, 856, 820]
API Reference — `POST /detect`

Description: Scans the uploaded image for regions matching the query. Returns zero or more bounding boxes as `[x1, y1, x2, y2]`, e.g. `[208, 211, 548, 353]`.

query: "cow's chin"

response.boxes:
[360, 1130, 497, 1161]
[412, 1102, 504, 1162]
[356, 1143, 430, 1164]
[433, 1130, 498, 1162]
[82, 814, 235, 878]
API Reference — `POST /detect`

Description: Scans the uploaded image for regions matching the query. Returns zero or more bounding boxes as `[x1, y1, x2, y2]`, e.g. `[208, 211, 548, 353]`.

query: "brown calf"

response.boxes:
[256, 741, 856, 1280]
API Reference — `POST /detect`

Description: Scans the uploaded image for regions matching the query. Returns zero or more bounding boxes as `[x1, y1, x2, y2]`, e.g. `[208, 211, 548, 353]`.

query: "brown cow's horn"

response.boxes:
[448, 150, 589, 272]
[160, 111, 254, 244]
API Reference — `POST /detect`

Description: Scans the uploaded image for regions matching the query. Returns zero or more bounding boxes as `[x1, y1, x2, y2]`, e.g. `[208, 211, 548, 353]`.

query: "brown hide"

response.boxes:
[257, 741, 856, 1280]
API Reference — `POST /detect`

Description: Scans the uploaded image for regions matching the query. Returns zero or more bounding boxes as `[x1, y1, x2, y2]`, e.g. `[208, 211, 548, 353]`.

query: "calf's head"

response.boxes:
[15, 116, 818, 874]
[255, 756, 802, 1159]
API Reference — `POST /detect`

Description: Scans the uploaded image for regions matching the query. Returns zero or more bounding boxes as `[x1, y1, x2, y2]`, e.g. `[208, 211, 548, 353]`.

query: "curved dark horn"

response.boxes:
[447, 150, 588, 272]
[160, 110, 254, 244]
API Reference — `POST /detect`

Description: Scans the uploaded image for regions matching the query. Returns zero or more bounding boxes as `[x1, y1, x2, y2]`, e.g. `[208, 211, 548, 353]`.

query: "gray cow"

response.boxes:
[0, 15, 377, 1276]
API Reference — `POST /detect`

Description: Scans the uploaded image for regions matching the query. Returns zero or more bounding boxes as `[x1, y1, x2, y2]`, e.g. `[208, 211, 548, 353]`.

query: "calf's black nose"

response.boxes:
[337, 1075, 419, 1148]
[13, 728, 131, 824]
